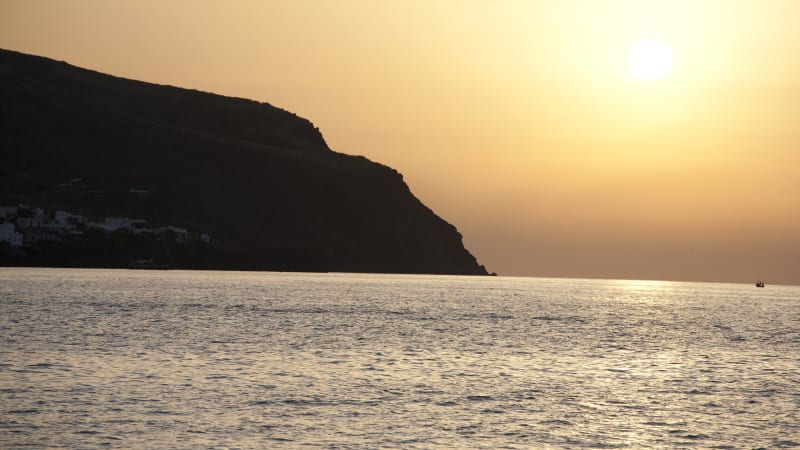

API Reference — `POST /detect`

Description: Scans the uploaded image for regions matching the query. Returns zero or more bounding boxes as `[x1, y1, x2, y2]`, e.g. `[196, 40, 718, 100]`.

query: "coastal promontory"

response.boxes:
[0, 49, 489, 275]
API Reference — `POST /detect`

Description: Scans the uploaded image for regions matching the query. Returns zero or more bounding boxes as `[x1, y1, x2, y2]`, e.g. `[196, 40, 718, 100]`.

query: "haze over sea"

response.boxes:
[1, 268, 798, 448]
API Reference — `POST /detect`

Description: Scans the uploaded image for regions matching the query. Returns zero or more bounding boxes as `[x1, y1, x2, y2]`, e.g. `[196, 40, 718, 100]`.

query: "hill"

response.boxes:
[0, 48, 489, 275]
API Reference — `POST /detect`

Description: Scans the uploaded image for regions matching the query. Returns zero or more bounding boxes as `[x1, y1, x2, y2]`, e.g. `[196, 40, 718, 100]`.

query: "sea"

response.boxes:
[1, 268, 798, 449]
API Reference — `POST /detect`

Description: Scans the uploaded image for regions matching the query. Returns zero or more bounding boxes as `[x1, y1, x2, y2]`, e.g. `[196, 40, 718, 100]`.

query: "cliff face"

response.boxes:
[0, 48, 488, 275]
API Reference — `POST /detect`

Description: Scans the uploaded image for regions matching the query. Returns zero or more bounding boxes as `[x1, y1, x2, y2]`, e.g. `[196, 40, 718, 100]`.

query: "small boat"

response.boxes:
[755, 280, 765, 288]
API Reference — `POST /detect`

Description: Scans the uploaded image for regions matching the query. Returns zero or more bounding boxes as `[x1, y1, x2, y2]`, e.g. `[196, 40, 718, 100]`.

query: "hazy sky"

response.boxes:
[3, 1, 799, 284]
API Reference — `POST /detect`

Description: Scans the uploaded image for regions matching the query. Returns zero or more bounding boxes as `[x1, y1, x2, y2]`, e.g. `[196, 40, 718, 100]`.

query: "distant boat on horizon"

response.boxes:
[756, 280, 765, 288]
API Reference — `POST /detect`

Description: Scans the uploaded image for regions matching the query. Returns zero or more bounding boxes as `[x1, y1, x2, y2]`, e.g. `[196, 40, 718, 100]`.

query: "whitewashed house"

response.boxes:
[88, 217, 146, 232]
[54, 211, 86, 227]
[158, 226, 189, 242]
[16, 217, 43, 228]
[0, 223, 24, 247]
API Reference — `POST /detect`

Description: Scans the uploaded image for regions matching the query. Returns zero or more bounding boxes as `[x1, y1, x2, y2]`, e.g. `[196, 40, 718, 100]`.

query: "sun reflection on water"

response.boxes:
[1, 269, 798, 448]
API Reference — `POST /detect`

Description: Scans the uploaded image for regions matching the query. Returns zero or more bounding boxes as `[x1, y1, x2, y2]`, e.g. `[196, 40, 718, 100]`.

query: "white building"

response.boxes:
[88, 217, 148, 232]
[0, 223, 23, 247]
[54, 211, 86, 226]
[16, 217, 43, 228]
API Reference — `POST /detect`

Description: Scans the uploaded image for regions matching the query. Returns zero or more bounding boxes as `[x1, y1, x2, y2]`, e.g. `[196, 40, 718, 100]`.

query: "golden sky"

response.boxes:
[3, 0, 799, 284]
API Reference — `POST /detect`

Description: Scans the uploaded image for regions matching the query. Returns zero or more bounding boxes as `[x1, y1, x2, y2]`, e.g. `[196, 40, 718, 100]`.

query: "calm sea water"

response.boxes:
[1, 268, 799, 449]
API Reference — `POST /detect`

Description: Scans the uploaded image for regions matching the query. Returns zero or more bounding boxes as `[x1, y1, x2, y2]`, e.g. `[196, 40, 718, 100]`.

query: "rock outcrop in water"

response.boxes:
[0, 48, 489, 275]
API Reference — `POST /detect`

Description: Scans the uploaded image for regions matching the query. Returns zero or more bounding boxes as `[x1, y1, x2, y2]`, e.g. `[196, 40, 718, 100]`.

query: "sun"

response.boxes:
[628, 39, 673, 81]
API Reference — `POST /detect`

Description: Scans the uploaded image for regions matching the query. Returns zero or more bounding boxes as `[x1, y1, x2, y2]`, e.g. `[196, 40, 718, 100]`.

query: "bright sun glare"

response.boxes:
[629, 39, 673, 80]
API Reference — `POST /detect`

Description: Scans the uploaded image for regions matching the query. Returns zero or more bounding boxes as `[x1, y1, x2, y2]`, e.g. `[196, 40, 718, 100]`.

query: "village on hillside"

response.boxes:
[0, 204, 212, 255]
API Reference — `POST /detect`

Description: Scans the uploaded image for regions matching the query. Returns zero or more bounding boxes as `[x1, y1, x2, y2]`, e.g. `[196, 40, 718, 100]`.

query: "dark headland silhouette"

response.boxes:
[0, 49, 490, 275]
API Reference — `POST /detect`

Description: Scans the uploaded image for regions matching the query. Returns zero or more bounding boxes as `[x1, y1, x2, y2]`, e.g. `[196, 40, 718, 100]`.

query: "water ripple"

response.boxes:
[1, 268, 799, 448]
